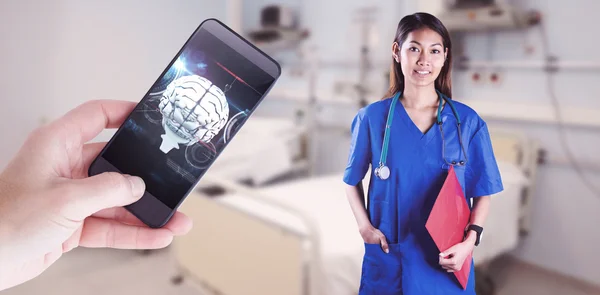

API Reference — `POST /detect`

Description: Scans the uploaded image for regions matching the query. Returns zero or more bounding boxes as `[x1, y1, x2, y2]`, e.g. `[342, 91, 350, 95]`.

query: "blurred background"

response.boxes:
[1, 0, 599, 294]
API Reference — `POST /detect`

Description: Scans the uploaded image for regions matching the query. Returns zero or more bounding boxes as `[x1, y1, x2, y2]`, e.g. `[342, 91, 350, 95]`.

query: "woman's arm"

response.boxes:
[439, 195, 491, 272]
[464, 195, 491, 246]
[345, 182, 389, 252]
[345, 182, 370, 231]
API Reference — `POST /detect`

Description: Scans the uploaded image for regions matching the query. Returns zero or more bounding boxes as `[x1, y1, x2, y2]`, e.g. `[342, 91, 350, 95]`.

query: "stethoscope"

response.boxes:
[374, 90, 469, 180]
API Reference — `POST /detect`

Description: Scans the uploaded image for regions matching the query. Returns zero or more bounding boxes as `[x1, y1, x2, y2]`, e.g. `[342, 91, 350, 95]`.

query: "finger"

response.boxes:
[439, 256, 454, 266]
[440, 245, 458, 258]
[451, 257, 458, 265]
[72, 142, 107, 179]
[79, 217, 174, 249]
[441, 258, 458, 267]
[164, 211, 193, 235]
[60, 172, 145, 221]
[447, 269, 456, 273]
[441, 262, 458, 271]
[380, 236, 389, 253]
[81, 142, 107, 174]
[62, 225, 84, 253]
[92, 207, 146, 226]
[52, 100, 136, 145]
[93, 207, 193, 235]
[439, 259, 452, 266]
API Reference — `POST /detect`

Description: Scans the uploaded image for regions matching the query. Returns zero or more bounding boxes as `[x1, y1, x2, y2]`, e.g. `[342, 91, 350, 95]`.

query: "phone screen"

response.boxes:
[97, 25, 277, 210]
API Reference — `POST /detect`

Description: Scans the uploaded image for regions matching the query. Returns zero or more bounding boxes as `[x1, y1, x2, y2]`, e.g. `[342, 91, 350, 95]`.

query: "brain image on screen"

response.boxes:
[158, 74, 229, 153]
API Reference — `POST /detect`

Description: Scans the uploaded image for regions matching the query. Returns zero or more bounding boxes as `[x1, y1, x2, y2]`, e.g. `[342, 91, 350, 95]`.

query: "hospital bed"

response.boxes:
[206, 83, 356, 182]
[170, 128, 540, 295]
[204, 116, 308, 186]
[250, 86, 373, 177]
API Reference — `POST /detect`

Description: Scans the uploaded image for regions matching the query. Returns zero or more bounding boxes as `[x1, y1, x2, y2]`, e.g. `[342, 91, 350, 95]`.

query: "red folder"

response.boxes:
[425, 165, 472, 290]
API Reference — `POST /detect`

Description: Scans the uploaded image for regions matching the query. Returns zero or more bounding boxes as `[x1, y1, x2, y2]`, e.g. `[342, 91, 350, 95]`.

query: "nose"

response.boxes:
[417, 52, 431, 66]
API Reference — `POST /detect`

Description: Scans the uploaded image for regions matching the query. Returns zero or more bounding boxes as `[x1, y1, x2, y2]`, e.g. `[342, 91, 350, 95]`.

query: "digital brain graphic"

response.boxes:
[158, 75, 229, 153]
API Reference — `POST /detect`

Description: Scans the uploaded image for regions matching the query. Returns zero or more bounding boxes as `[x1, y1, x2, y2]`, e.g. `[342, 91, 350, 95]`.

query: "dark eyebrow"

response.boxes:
[409, 41, 443, 47]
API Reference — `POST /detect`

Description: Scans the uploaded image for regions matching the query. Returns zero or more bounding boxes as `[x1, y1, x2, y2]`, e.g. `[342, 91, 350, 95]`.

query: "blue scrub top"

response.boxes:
[343, 95, 504, 295]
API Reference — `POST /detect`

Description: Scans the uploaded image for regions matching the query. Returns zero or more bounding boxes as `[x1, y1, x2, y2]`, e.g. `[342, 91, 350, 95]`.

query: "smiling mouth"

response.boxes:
[414, 70, 431, 75]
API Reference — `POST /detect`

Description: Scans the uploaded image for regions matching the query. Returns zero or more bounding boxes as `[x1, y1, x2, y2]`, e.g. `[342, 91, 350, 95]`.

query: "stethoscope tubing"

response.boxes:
[375, 90, 469, 180]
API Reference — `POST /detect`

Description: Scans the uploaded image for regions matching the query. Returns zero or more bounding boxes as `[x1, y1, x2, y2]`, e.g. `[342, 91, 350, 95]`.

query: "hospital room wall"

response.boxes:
[245, 0, 600, 287]
[449, 1, 600, 287]
[0, 0, 225, 170]
[0, 0, 59, 170]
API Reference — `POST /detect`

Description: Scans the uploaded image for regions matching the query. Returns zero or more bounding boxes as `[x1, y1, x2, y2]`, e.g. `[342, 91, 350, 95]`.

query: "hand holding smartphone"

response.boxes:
[88, 19, 281, 228]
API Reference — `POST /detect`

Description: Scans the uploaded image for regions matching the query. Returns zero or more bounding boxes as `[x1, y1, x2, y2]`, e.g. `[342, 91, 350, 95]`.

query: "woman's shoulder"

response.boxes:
[356, 97, 393, 119]
[448, 99, 487, 130]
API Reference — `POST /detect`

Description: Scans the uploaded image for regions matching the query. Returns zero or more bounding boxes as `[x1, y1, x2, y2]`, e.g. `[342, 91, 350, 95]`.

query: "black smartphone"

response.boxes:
[88, 18, 281, 228]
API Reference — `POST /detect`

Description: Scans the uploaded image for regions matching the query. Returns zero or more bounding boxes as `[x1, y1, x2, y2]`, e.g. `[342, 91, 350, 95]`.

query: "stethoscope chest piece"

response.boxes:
[375, 165, 390, 180]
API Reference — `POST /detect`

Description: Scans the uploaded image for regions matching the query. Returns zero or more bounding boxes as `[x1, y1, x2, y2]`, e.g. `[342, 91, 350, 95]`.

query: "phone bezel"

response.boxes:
[88, 18, 281, 228]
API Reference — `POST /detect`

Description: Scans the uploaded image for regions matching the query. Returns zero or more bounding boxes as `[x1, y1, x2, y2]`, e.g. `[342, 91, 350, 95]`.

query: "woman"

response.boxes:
[343, 12, 504, 295]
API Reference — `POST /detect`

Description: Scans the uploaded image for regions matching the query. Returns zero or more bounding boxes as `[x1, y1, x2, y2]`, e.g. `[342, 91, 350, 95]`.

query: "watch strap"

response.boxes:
[466, 224, 483, 246]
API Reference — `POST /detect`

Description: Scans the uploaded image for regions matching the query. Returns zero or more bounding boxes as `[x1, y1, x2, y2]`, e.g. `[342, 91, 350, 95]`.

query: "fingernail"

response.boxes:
[126, 175, 145, 197]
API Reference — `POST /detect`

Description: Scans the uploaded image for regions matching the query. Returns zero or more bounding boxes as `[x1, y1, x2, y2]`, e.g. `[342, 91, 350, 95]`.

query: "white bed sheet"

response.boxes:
[474, 160, 529, 264]
[207, 117, 305, 185]
[214, 160, 528, 295]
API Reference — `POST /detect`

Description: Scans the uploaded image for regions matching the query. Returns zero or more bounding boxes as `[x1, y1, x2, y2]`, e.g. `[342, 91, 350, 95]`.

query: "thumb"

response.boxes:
[379, 235, 389, 254]
[60, 172, 145, 221]
[440, 244, 459, 258]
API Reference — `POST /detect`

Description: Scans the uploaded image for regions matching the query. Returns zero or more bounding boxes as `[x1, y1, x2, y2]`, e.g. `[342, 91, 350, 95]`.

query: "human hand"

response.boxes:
[360, 225, 389, 253]
[438, 239, 475, 272]
[0, 100, 193, 291]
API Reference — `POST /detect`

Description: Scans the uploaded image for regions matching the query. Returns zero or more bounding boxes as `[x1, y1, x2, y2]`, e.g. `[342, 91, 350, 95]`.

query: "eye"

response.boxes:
[431, 49, 441, 54]
[409, 47, 420, 52]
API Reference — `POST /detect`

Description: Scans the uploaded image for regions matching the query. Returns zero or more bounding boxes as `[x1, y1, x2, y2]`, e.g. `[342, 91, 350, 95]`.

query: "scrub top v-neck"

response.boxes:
[343, 93, 504, 295]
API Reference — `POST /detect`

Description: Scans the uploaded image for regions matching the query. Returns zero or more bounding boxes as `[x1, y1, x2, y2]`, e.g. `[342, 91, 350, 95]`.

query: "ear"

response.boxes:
[391, 42, 400, 63]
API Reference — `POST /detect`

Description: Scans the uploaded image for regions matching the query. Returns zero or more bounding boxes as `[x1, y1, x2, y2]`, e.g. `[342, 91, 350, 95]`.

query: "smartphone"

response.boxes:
[88, 18, 281, 228]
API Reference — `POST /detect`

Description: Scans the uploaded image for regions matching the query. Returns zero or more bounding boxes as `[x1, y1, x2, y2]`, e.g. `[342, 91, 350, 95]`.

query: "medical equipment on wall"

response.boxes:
[247, 5, 310, 54]
[375, 91, 468, 180]
[354, 6, 378, 107]
[419, 0, 541, 32]
[330, 6, 382, 108]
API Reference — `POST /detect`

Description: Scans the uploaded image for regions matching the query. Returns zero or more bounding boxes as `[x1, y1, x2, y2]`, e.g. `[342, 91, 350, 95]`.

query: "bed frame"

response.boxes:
[172, 175, 325, 295]
[170, 128, 541, 295]
[487, 127, 541, 237]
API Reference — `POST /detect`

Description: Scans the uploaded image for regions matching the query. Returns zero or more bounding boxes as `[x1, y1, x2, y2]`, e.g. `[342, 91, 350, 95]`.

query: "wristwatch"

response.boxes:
[465, 224, 483, 246]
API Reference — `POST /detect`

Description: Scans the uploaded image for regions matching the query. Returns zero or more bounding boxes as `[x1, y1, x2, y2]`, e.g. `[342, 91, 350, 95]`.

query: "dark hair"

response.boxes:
[383, 12, 453, 99]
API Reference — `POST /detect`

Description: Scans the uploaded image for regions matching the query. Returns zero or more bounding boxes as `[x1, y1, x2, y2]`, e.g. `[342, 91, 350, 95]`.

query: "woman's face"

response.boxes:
[393, 28, 447, 88]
